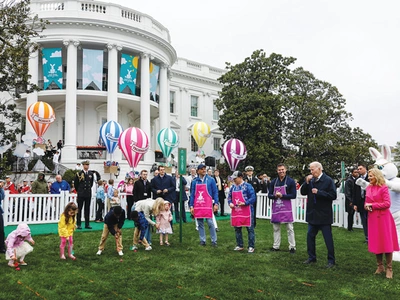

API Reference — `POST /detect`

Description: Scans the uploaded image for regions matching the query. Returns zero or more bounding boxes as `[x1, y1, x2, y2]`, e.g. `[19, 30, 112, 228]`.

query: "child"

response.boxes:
[131, 210, 152, 251]
[107, 179, 115, 210]
[110, 189, 121, 208]
[156, 201, 173, 246]
[96, 206, 125, 256]
[5, 223, 35, 267]
[58, 202, 78, 260]
[95, 180, 105, 222]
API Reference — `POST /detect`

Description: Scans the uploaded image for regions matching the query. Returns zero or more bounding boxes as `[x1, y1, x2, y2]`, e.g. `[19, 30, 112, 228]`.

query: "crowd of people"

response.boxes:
[1, 160, 398, 279]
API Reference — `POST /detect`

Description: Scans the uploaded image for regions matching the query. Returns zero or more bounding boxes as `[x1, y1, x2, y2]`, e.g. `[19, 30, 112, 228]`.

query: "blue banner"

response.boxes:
[149, 62, 160, 101]
[82, 49, 104, 90]
[42, 48, 63, 90]
[119, 53, 138, 94]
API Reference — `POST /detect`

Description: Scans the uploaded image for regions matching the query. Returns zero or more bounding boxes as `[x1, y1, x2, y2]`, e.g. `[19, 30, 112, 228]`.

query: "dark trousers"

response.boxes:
[173, 199, 187, 223]
[360, 210, 368, 241]
[77, 196, 91, 227]
[126, 195, 134, 220]
[307, 223, 335, 264]
[95, 199, 104, 221]
[347, 208, 355, 231]
[218, 191, 225, 215]
[253, 201, 257, 227]
[0, 213, 5, 251]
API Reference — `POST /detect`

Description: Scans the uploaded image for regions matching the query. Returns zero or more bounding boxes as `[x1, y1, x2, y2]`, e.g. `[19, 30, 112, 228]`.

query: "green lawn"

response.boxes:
[2, 219, 400, 300]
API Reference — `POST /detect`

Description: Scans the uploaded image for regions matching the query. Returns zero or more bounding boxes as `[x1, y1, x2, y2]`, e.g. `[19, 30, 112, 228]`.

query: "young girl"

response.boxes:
[95, 180, 105, 222]
[156, 201, 173, 246]
[110, 189, 121, 208]
[5, 223, 35, 267]
[58, 202, 78, 260]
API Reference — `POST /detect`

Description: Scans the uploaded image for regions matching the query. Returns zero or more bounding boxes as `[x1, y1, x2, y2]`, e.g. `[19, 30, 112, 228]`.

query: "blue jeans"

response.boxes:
[197, 218, 217, 244]
[235, 225, 255, 248]
[307, 224, 335, 264]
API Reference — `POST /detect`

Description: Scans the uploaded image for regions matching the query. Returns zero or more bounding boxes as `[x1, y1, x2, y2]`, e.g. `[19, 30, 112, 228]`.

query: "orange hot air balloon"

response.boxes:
[26, 101, 56, 138]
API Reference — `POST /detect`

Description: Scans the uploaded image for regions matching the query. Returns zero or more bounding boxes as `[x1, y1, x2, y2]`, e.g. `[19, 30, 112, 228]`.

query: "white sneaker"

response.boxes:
[96, 250, 102, 255]
[248, 247, 255, 253]
[145, 246, 152, 251]
[118, 250, 124, 256]
[234, 246, 244, 251]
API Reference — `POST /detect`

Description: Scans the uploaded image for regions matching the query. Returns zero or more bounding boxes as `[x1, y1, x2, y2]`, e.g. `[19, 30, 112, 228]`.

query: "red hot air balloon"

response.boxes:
[222, 138, 247, 171]
[26, 101, 56, 139]
[118, 127, 149, 169]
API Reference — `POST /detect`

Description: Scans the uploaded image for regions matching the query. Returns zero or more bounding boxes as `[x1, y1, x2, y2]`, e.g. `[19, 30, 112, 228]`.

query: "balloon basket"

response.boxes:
[104, 166, 118, 173]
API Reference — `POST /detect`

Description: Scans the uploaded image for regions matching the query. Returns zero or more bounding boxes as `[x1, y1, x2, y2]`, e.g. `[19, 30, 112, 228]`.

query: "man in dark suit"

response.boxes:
[344, 168, 359, 231]
[244, 166, 260, 226]
[133, 170, 152, 202]
[354, 163, 369, 243]
[174, 170, 188, 223]
[74, 160, 94, 229]
[212, 169, 226, 216]
[151, 166, 176, 204]
[300, 161, 337, 268]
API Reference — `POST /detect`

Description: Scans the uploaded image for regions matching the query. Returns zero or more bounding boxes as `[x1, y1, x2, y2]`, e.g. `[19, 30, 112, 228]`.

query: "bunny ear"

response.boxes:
[381, 144, 392, 161]
[369, 147, 383, 160]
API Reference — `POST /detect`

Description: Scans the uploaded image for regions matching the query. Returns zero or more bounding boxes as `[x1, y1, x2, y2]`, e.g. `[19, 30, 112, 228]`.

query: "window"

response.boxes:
[190, 95, 198, 117]
[213, 100, 219, 120]
[170, 91, 175, 113]
[191, 136, 198, 152]
[213, 138, 221, 151]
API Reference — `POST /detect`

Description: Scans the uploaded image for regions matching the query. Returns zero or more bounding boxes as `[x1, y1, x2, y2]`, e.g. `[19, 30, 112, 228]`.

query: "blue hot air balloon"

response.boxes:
[99, 121, 123, 154]
[157, 128, 179, 158]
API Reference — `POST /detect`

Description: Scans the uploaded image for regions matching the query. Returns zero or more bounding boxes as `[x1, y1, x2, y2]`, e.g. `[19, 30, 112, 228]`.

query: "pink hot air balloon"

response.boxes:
[222, 138, 247, 171]
[118, 127, 149, 169]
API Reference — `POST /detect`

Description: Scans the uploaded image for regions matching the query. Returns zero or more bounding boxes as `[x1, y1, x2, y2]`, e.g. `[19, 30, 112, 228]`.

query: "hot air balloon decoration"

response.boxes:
[26, 101, 56, 144]
[157, 128, 179, 162]
[99, 121, 123, 154]
[191, 121, 210, 149]
[118, 127, 149, 171]
[222, 138, 247, 171]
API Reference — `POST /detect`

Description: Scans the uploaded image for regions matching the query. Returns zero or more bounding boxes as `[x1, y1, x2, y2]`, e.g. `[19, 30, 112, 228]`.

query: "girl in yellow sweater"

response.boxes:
[58, 202, 78, 260]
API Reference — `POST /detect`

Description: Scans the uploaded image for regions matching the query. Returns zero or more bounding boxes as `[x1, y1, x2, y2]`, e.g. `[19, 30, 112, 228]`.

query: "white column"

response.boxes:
[140, 52, 153, 163]
[107, 43, 122, 162]
[26, 49, 39, 135]
[159, 64, 169, 129]
[62, 40, 79, 163]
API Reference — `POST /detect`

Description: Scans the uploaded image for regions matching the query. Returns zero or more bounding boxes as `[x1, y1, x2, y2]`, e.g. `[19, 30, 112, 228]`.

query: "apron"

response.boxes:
[193, 183, 213, 219]
[230, 190, 251, 227]
[271, 180, 294, 223]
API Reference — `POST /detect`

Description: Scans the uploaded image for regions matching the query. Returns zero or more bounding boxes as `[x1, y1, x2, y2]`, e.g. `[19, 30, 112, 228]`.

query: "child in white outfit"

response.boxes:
[156, 201, 173, 246]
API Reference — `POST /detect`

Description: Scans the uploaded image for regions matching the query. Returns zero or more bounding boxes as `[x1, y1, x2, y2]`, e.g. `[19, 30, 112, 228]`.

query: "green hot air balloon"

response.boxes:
[157, 128, 179, 159]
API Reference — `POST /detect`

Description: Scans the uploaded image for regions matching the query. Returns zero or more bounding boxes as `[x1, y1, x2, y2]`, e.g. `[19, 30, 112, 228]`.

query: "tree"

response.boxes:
[0, 0, 47, 146]
[216, 51, 296, 175]
[282, 67, 377, 183]
[216, 50, 377, 183]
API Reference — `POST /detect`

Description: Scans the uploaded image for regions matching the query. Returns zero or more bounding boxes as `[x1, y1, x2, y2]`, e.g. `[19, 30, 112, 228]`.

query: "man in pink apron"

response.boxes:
[268, 163, 297, 254]
[189, 164, 219, 247]
[228, 171, 256, 253]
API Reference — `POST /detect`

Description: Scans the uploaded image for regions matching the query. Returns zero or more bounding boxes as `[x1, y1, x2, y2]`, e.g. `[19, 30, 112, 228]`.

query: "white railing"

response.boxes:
[3, 191, 127, 226]
[2, 190, 360, 229]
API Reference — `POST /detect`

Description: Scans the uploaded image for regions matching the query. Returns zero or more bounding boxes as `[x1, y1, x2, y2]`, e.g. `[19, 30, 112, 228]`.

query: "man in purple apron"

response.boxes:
[228, 171, 256, 253]
[268, 163, 297, 254]
[189, 164, 219, 247]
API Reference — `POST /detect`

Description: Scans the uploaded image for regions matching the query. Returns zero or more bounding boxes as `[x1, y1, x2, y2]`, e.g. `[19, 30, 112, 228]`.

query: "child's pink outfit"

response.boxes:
[156, 211, 173, 234]
[5, 223, 34, 266]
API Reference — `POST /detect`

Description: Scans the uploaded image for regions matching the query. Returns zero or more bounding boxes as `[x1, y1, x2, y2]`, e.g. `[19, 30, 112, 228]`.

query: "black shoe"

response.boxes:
[289, 248, 296, 254]
[269, 247, 280, 252]
[85, 226, 92, 229]
[326, 262, 336, 268]
[363, 240, 368, 244]
[200, 241, 206, 246]
[303, 258, 317, 264]
[77, 226, 82, 229]
[220, 214, 226, 216]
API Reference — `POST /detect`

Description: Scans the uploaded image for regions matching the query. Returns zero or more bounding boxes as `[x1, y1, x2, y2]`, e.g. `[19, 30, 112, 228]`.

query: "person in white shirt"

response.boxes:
[53, 151, 60, 175]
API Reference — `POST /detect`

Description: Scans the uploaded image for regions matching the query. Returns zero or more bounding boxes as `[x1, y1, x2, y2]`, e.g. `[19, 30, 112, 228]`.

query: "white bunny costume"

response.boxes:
[356, 145, 400, 261]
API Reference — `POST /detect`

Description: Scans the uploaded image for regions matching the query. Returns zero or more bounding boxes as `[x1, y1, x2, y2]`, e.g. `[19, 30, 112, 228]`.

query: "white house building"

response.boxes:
[20, 0, 225, 176]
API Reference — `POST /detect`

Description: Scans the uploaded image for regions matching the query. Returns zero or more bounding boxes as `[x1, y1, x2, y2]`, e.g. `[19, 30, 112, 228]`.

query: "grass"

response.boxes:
[2, 219, 400, 300]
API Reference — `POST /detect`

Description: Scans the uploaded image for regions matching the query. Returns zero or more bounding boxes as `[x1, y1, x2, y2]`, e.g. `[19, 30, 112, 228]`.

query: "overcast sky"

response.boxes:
[112, 0, 400, 147]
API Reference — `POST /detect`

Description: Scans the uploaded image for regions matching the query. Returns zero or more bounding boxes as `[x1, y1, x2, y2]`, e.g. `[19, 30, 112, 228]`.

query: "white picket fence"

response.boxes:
[2, 190, 362, 229]
[3, 191, 127, 226]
